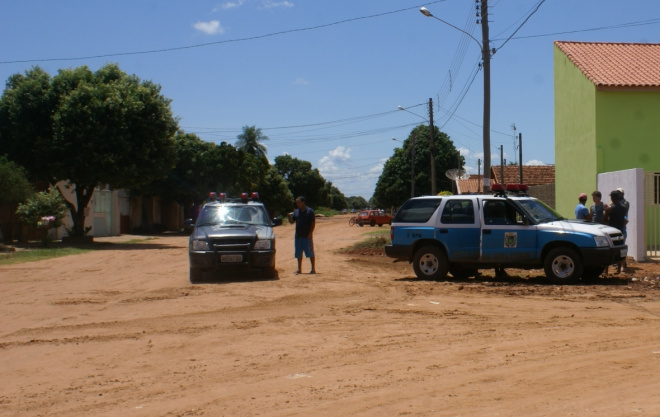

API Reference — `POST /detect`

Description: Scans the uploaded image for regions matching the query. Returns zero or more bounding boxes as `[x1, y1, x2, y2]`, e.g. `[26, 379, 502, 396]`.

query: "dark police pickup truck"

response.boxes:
[186, 192, 282, 283]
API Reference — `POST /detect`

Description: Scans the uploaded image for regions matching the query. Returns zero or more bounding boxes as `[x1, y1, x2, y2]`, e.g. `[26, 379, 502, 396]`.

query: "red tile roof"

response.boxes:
[456, 175, 483, 194]
[491, 165, 555, 186]
[555, 41, 660, 89]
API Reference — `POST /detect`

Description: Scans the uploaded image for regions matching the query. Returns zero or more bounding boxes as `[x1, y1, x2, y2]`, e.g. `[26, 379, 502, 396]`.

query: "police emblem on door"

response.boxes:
[504, 232, 517, 248]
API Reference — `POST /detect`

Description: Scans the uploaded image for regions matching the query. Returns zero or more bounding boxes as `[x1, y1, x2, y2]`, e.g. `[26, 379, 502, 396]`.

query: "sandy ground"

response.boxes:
[1, 215, 660, 417]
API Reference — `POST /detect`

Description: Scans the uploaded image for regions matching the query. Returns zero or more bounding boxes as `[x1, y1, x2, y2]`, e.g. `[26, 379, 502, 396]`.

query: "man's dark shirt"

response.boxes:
[608, 201, 627, 233]
[292, 207, 315, 238]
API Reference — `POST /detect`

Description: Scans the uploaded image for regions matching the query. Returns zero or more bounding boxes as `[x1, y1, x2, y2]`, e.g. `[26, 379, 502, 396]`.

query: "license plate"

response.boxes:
[620, 248, 627, 257]
[221, 254, 242, 263]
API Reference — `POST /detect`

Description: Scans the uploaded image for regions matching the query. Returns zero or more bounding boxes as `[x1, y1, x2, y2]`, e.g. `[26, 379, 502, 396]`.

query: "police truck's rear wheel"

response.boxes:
[544, 247, 583, 284]
[413, 246, 448, 280]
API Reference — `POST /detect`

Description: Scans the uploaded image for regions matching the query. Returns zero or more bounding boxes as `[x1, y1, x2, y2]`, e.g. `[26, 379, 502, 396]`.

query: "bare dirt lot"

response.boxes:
[1, 215, 660, 417]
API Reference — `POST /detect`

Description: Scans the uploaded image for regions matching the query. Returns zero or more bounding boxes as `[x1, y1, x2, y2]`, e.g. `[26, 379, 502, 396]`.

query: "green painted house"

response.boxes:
[555, 41, 660, 213]
[554, 41, 660, 260]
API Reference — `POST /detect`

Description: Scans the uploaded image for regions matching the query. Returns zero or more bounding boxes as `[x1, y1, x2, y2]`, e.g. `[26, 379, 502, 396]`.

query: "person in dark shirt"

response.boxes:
[604, 190, 628, 274]
[287, 196, 316, 274]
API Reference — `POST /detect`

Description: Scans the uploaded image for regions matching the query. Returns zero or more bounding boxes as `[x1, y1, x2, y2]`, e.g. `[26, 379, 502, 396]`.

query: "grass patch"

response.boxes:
[0, 237, 159, 265]
[363, 229, 390, 236]
[339, 235, 391, 253]
[0, 247, 92, 265]
[120, 237, 159, 244]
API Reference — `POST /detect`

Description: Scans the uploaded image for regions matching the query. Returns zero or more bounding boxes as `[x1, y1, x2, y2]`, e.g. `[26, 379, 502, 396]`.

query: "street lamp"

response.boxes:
[398, 103, 436, 195]
[392, 137, 415, 197]
[420, 4, 492, 193]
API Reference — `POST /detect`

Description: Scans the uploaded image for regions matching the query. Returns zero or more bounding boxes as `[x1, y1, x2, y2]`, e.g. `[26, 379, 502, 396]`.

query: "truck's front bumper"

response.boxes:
[189, 250, 276, 271]
[579, 245, 628, 266]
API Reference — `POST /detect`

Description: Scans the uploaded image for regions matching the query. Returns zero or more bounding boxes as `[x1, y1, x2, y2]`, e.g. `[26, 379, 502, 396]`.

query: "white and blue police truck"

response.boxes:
[384, 185, 627, 284]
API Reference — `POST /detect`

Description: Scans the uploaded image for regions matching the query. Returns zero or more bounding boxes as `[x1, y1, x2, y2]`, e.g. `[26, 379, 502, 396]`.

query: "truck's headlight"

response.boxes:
[191, 239, 210, 251]
[594, 236, 609, 247]
[254, 239, 272, 250]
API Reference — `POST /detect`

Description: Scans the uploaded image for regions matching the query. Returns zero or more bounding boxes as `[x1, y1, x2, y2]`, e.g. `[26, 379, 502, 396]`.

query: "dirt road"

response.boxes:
[1, 216, 660, 416]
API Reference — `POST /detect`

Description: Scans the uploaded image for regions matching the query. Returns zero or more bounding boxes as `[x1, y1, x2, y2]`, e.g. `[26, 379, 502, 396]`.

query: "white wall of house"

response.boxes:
[598, 168, 645, 261]
[56, 182, 121, 238]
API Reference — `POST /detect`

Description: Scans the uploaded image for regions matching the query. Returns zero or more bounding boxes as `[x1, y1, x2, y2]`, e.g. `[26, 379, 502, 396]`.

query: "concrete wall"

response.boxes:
[598, 168, 645, 261]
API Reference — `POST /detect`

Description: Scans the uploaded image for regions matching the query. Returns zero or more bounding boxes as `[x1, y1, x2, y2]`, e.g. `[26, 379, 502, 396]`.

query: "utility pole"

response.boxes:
[500, 145, 504, 186]
[411, 134, 416, 198]
[477, 158, 482, 193]
[518, 133, 523, 184]
[428, 97, 436, 195]
[480, 0, 491, 194]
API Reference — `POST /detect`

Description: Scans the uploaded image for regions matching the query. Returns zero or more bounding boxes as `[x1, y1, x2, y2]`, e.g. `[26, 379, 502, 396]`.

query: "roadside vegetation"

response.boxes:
[339, 229, 391, 254]
[0, 237, 158, 265]
[0, 247, 91, 265]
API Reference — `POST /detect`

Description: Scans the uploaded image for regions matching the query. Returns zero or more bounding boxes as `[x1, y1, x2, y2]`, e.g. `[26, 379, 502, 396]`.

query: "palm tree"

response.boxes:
[235, 125, 269, 158]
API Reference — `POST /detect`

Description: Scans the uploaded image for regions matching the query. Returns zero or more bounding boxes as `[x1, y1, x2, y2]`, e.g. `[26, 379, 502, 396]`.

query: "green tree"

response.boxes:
[372, 125, 462, 208]
[15, 187, 68, 246]
[0, 156, 34, 243]
[134, 133, 292, 218]
[0, 156, 33, 206]
[235, 125, 269, 158]
[346, 196, 368, 210]
[324, 182, 348, 211]
[258, 166, 294, 217]
[0, 67, 54, 181]
[1, 64, 178, 236]
[274, 155, 328, 209]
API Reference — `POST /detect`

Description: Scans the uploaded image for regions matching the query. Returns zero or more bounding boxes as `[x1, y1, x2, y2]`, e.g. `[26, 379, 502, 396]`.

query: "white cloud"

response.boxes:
[328, 146, 350, 161]
[525, 159, 546, 165]
[292, 78, 310, 86]
[261, 0, 294, 9]
[220, 0, 246, 9]
[193, 20, 225, 35]
[318, 148, 349, 176]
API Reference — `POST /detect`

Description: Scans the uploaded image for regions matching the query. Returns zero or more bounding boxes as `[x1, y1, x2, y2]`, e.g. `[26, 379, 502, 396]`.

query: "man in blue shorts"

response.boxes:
[287, 196, 316, 274]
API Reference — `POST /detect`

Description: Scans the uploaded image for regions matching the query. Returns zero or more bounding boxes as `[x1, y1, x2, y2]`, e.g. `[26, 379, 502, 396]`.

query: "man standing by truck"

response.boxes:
[287, 196, 316, 275]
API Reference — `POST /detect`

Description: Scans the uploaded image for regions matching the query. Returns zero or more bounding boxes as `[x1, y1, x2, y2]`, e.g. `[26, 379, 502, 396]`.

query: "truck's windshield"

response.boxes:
[196, 205, 269, 226]
[515, 199, 564, 223]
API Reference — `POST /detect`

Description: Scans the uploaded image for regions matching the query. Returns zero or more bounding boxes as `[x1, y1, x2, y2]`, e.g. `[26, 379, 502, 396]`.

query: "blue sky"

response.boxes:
[1, 1, 659, 199]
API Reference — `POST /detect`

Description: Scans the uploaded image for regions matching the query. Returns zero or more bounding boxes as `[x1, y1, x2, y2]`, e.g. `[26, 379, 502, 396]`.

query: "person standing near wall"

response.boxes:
[604, 190, 628, 274]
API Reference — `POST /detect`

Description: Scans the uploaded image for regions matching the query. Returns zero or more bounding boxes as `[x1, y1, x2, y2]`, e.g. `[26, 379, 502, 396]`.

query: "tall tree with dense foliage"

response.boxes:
[372, 124, 462, 208]
[274, 155, 329, 209]
[0, 156, 33, 206]
[0, 156, 34, 242]
[0, 64, 178, 236]
[235, 125, 269, 158]
[134, 132, 293, 217]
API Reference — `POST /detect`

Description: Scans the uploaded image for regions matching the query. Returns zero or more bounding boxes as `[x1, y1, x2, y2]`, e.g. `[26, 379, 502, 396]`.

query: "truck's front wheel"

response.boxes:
[544, 247, 582, 284]
[413, 246, 448, 280]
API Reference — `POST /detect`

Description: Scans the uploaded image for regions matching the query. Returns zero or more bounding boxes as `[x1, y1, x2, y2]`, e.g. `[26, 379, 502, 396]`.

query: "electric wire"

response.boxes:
[0, 1, 449, 65]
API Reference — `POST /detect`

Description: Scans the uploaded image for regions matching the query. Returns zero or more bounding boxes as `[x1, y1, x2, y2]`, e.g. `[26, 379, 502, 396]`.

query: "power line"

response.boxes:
[495, 0, 547, 51]
[494, 18, 660, 41]
[0, 1, 448, 65]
